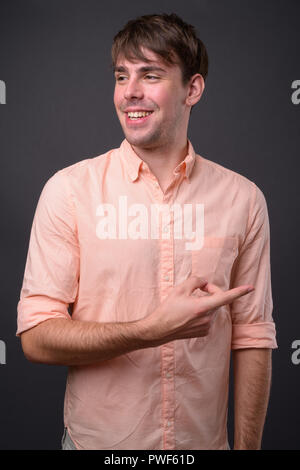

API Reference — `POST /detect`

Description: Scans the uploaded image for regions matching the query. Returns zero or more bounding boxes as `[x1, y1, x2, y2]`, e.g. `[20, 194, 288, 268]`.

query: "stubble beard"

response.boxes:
[124, 127, 165, 150]
[122, 114, 177, 151]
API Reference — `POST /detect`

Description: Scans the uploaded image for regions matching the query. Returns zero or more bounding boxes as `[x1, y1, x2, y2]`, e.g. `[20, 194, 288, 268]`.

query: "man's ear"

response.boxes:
[186, 74, 205, 107]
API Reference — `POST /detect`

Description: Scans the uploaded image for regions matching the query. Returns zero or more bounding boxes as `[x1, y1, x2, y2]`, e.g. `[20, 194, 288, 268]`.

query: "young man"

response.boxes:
[17, 13, 277, 450]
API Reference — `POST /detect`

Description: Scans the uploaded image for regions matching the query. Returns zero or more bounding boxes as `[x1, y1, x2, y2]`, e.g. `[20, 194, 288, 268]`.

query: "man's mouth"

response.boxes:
[125, 111, 153, 123]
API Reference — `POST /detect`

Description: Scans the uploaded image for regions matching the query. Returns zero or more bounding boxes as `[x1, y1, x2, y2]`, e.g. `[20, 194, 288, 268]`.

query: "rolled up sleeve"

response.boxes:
[230, 183, 278, 350]
[16, 170, 80, 336]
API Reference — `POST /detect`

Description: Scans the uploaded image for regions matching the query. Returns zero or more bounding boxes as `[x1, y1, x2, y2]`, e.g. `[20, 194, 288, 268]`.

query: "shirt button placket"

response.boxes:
[159, 198, 176, 450]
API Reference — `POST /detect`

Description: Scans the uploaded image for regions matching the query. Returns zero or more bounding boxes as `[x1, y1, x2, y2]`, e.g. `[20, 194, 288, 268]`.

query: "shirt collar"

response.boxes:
[119, 138, 196, 183]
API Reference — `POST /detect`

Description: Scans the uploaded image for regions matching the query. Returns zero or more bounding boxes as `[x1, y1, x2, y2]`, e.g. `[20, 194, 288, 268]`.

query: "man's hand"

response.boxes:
[142, 274, 254, 345]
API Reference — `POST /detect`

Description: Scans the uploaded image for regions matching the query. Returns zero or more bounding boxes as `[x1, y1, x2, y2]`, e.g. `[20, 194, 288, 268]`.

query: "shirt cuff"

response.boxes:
[16, 296, 71, 336]
[231, 322, 278, 350]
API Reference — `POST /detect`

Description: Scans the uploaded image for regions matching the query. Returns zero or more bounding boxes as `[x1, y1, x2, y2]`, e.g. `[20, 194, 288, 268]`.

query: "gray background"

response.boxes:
[0, 0, 299, 449]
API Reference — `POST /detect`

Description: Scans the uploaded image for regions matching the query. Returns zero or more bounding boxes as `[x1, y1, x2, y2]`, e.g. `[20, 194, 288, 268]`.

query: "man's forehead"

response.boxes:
[115, 48, 173, 70]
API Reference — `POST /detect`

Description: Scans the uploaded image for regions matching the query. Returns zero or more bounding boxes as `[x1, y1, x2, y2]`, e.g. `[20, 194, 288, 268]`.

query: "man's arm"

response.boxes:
[232, 348, 272, 450]
[21, 276, 254, 366]
[21, 317, 149, 366]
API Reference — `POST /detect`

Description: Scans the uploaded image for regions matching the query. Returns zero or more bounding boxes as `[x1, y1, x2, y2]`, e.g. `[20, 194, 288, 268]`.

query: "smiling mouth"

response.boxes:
[126, 111, 154, 122]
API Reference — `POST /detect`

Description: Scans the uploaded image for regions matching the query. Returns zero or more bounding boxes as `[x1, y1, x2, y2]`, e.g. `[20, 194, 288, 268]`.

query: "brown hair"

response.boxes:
[111, 13, 208, 85]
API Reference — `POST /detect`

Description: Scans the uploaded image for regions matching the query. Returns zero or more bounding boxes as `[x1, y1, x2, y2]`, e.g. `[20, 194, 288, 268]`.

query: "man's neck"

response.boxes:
[131, 138, 189, 192]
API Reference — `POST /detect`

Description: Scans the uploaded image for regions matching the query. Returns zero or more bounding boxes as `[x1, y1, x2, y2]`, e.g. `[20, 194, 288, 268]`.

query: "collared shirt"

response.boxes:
[17, 139, 278, 450]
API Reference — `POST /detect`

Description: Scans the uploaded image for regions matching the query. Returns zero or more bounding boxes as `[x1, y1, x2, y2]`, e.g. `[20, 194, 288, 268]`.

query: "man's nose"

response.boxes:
[124, 78, 144, 100]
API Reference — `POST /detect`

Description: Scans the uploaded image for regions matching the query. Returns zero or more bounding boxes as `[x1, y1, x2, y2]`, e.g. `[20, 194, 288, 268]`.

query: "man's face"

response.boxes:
[113, 48, 191, 150]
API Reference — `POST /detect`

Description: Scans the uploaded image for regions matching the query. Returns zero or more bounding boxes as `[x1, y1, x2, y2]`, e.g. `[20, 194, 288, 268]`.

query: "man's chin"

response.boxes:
[123, 132, 160, 149]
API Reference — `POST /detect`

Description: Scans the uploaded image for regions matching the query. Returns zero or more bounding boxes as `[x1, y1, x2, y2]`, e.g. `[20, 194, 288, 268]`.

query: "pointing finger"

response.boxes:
[197, 285, 255, 311]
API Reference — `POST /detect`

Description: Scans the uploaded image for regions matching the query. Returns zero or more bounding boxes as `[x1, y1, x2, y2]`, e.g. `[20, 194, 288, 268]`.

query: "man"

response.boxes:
[17, 13, 277, 450]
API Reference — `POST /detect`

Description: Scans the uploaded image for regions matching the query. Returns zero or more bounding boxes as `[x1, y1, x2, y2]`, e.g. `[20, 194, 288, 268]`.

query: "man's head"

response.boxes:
[112, 13, 208, 87]
[112, 13, 208, 150]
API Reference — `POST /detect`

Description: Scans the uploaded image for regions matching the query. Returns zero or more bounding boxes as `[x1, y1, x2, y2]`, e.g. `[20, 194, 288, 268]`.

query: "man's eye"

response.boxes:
[115, 75, 158, 82]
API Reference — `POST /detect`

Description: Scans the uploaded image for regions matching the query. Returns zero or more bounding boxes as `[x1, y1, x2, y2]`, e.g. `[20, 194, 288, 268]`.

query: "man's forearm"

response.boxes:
[232, 348, 272, 450]
[21, 318, 155, 366]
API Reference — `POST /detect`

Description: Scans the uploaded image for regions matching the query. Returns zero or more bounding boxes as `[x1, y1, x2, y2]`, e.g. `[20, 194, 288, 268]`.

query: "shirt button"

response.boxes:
[166, 372, 172, 379]
[167, 421, 171, 427]
[154, 182, 160, 188]
[163, 275, 169, 281]
[163, 226, 169, 233]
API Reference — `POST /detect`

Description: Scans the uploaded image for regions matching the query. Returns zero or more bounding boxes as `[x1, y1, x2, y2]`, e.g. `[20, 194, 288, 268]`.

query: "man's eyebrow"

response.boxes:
[113, 65, 167, 74]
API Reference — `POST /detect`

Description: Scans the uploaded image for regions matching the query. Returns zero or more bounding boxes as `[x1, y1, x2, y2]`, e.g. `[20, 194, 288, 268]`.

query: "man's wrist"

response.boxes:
[134, 315, 163, 349]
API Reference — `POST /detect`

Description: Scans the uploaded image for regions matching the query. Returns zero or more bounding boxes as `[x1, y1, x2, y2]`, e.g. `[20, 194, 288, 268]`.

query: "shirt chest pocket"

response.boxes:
[191, 237, 238, 286]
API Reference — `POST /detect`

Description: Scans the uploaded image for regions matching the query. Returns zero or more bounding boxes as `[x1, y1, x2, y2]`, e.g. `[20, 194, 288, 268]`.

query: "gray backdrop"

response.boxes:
[0, 0, 299, 450]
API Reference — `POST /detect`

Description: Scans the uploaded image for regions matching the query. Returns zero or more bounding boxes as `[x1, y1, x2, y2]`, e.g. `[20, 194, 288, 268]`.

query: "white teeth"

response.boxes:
[127, 111, 152, 118]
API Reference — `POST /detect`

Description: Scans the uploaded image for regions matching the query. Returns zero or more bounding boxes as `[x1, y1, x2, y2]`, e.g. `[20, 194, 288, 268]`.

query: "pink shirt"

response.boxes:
[17, 139, 277, 450]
